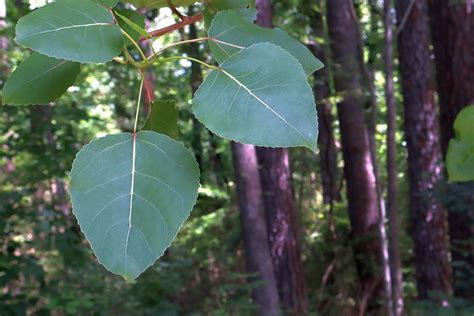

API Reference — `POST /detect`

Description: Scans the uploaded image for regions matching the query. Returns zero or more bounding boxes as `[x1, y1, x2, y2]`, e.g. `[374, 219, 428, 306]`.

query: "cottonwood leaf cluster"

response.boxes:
[2, 0, 321, 279]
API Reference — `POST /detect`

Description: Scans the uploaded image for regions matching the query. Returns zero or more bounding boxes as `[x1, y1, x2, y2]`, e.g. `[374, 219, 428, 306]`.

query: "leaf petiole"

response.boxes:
[151, 55, 219, 71]
[133, 74, 146, 134]
[121, 29, 147, 61]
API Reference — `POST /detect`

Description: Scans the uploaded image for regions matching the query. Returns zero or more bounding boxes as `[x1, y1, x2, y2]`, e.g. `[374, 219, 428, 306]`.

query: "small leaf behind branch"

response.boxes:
[142, 101, 179, 139]
[208, 9, 323, 75]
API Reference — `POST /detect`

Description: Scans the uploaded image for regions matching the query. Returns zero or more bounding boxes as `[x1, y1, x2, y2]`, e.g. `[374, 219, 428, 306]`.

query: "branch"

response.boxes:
[396, 0, 416, 35]
[140, 13, 203, 40]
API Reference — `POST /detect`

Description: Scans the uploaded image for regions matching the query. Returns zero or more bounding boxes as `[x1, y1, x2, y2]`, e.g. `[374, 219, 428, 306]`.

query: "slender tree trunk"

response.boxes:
[383, 0, 404, 314]
[326, 1, 382, 313]
[363, 3, 394, 314]
[231, 143, 281, 316]
[254, 0, 308, 313]
[395, 0, 452, 299]
[0, 0, 8, 78]
[308, 3, 341, 206]
[427, 0, 474, 298]
[186, 7, 204, 168]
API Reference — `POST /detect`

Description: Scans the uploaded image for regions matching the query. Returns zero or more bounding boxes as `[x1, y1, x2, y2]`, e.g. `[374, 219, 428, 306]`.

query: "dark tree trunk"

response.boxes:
[396, 0, 452, 299]
[254, 0, 308, 313]
[427, 0, 474, 298]
[326, 0, 382, 313]
[231, 143, 281, 316]
[308, 5, 341, 206]
[427, 0, 474, 155]
[383, 0, 404, 314]
[187, 7, 204, 168]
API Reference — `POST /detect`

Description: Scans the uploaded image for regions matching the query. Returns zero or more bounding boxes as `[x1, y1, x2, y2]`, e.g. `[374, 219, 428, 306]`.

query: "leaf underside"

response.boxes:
[208, 9, 323, 76]
[15, 0, 123, 63]
[192, 43, 318, 151]
[2, 53, 81, 105]
[69, 131, 200, 279]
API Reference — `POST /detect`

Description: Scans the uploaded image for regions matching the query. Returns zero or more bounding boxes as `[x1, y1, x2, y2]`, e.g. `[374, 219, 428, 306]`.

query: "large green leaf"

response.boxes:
[125, 0, 197, 9]
[69, 131, 200, 279]
[15, 0, 123, 63]
[142, 101, 179, 139]
[447, 106, 474, 182]
[208, 9, 323, 75]
[2, 53, 81, 105]
[192, 43, 318, 151]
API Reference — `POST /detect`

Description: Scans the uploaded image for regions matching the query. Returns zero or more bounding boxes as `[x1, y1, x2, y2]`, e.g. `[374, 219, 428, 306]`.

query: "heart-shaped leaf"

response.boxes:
[69, 131, 200, 279]
[142, 101, 179, 139]
[208, 9, 323, 75]
[192, 43, 318, 151]
[447, 106, 474, 182]
[15, 0, 123, 63]
[2, 53, 81, 105]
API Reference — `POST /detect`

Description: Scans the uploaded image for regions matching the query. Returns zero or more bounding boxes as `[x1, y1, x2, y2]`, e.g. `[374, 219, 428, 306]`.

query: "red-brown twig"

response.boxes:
[140, 13, 203, 40]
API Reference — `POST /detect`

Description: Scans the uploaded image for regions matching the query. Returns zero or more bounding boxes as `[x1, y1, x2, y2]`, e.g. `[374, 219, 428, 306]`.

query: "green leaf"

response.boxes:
[203, 0, 255, 29]
[142, 101, 179, 139]
[15, 0, 123, 63]
[447, 106, 474, 182]
[192, 43, 318, 151]
[96, 0, 119, 7]
[125, 0, 197, 9]
[70, 131, 200, 279]
[2, 53, 81, 105]
[115, 9, 149, 46]
[208, 9, 323, 75]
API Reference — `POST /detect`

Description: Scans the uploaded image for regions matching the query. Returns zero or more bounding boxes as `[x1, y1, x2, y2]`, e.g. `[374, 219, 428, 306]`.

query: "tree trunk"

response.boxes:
[396, 0, 452, 299]
[383, 0, 404, 314]
[0, 0, 8, 78]
[326, 0, 382, 313]
[308, 4, 341, 206]
[427, 0, 474, 298]
[254, 0, 308, 313]
[231, 143, 281, 316]
[187, 7, 204, 168]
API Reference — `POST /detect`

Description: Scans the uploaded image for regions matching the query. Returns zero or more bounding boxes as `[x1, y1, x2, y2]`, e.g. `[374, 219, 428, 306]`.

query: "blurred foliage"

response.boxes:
[1, 0, 473, 315]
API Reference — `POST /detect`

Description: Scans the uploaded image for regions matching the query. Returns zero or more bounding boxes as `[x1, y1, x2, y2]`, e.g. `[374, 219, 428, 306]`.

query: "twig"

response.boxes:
[140, 13, 203, 40]
[397, 0, 416, 35]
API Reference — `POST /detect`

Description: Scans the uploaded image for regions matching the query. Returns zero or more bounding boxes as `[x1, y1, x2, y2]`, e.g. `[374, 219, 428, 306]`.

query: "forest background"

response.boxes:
[1, 0, 473, 315]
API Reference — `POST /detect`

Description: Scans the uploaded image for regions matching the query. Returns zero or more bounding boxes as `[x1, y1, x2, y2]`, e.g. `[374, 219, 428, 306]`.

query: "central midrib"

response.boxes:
[124, 134, 137, 265]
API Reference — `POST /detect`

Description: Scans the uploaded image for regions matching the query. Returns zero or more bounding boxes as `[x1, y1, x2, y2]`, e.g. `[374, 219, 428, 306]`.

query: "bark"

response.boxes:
[396, 0, 452, 299]
[231, 143, 281, 316]
[383, 0, 404, 314]
[427, 0, 474, 298]
[326, 0, 382, 313]
[254, 0, 308, 313]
